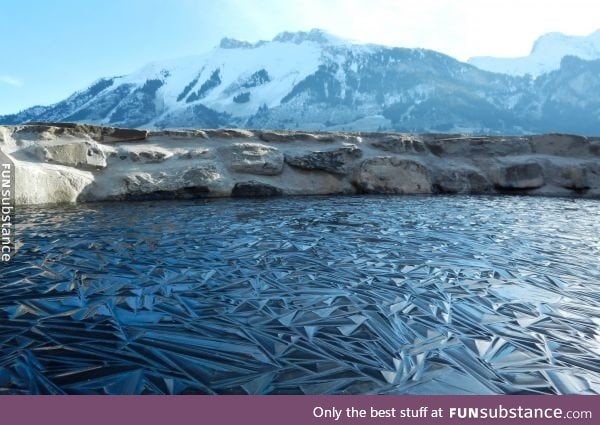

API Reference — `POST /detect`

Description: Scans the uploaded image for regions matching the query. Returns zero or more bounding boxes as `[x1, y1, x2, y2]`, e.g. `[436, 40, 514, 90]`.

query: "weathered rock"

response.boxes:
[585, 163, 600, 189]
[558, 167, 589, 191]
[231, 181, 283, 197]
[543, 163, 590, 191]
[529, 134, 590, 156]
[152, 130, 207, 139]
[33, 141, 107, 170]
[467, 172, 492, 193]
[257, 131, 356, 143]
[205, 129, 254, 139]
[182, 165, 221, 186]
[115, 186, 210, 201]
[123, 173, 163, 193]
[590, 139, 600, 156]
[179, 149, 214, 160]
[128, 148, 172, 163]
[122, 166, 221, 196]
[15, 164, 93, 204]
[15, 123, 100, 141]
[24, 123, 149, 143]
[371, 136, 426, 154]
[424, 136, 531, 157]
[225, 143, 284, 175]
[352, 157, 432, 194]
[434, 168, 491, 194]
[101, 128, 148, 143]
[494, 162, 545, 190]
[284, 146, 362, 175]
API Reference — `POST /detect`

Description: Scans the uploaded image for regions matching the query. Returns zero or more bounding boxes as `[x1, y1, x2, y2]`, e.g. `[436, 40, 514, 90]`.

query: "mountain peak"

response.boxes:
[531, 29, 600, 54]
[218, 29, 346, 50]
[219, 37, 256, 49]
[272, 29, 346, 45]
[530, 31, 568, 54]
[469, 27, 600, 77]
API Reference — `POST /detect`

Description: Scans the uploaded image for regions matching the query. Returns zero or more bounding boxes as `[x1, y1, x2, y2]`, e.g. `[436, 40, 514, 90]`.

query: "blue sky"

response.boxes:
[2, 0, 600, 114]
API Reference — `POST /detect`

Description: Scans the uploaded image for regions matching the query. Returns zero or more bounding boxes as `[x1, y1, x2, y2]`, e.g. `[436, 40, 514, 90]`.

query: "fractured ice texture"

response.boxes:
[1, 195, 599, 394]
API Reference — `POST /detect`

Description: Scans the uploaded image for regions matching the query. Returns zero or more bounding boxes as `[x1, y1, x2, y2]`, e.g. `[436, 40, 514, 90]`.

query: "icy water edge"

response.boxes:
[1, 195, 599, 395]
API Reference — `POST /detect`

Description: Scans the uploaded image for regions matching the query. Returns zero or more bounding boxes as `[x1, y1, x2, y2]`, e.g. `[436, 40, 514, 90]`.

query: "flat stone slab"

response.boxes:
[494, 162, 545, 190]
[353, 157, 432, 194]
[224, 143, 284, 176]
[284, 146, 362, 175]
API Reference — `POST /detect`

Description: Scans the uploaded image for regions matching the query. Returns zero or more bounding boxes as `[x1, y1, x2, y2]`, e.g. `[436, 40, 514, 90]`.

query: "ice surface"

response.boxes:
[1, 195, 599, 394]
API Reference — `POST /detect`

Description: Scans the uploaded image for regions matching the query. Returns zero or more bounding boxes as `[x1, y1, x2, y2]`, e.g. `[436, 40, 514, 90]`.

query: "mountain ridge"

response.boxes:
[3, 28, 600, 135]
[468, 29, 600, 77]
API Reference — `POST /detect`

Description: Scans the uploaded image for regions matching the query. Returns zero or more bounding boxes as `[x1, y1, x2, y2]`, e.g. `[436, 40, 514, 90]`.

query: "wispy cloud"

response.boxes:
[0, 75, 23, 87]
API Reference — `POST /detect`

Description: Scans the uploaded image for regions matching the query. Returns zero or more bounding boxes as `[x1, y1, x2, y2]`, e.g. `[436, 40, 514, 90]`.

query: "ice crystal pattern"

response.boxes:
[1, 196, 599, 394]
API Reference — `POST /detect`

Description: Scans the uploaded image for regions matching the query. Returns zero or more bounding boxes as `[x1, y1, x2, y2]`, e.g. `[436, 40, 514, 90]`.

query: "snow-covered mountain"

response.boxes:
[3, 28, 600, 135]
[468, 29, 600, 77]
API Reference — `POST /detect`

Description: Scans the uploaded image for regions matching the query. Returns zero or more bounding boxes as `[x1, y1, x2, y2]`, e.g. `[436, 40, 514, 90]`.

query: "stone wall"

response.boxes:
[1, 123, 598, 205]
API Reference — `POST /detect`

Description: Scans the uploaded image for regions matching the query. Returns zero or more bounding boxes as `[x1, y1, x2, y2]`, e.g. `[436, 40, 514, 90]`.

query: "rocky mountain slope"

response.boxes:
[469, 29, 600, 77]
[2, 29, 600, 135]
[1, 123, 599, 205]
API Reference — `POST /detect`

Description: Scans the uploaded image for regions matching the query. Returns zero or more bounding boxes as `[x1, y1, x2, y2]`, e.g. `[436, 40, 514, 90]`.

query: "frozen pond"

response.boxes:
[1, 195, 599, 394]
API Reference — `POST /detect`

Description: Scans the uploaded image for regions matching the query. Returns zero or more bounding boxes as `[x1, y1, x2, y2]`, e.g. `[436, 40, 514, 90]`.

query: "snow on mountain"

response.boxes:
[468, 29, 600, 77]
[108, 28, 378, 125]
[117, 37, 325, 120]
[3, 28, 600, 135]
